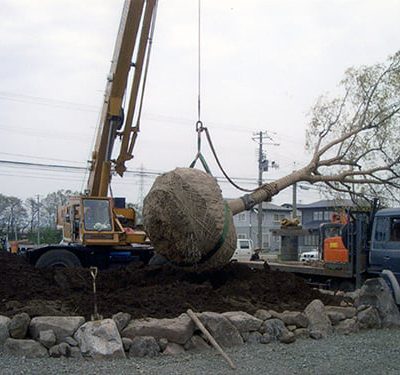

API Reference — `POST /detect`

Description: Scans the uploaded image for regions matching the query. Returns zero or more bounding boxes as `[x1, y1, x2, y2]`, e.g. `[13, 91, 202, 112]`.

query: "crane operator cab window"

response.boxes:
[83, 199, 112, 232]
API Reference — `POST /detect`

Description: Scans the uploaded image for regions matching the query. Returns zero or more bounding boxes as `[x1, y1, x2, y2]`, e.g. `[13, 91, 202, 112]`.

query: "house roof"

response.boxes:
[295, 199, 355, 209]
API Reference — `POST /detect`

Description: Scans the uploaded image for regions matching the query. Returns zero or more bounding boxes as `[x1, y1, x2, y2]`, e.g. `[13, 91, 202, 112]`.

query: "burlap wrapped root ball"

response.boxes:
[143, 168, 237, 271]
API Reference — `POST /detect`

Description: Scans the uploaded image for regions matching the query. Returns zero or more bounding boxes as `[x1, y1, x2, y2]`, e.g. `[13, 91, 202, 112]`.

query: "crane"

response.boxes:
[27, 0, 158, 268]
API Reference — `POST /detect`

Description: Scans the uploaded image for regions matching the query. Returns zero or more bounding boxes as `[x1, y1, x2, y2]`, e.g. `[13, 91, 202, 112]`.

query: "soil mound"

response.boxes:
[0, 251, 340, 319]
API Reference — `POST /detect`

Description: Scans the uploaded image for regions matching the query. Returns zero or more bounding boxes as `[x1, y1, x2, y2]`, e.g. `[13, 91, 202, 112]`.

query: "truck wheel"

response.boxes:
[35, 249, 82, 268]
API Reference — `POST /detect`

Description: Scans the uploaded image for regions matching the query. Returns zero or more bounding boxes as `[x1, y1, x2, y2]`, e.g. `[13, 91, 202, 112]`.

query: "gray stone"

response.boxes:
[335, 318, 359, 335]
[4, 338, 48, 358]
[29, 316, 85, 343]
[260, 333, 273, 344]
[287, 325, 297, 331]
[0, 315, 11, 344]
[246, 331, 262, 344]
[325, 306, 356, 319]
[222, 311, 262, 333]
[294, 328, 310, 339]
[70, 346, 82, 359]
[39, 330, 56, 349]
[198, 312, 243, 347]
[122, 313, 194, 345]
[254, 309, 272, 321]
[326, 311, 346, 326]
[279, 331, 296, 344]
[345, 289, 361, 301]
[74, 318, 125, 359]
[357, 306, 382, 329]
[129, 336, 160, 358]
[59, 342, 71, 357]
[355, 278, 400, 328]
[9, 313, 30, 339]
[122, 337, 133, 351]
[49, 345, 61, 358]
[112, 312, 131, 332]
[279, 311, 309, 328]
[259, 318, 288, 340]
[357, 304, 368, 312]
[63, 336, 78, 347]
[304, 299, 333, 339]
[184, 335, 209, 351]
[163, 342, 185, 356]
[268, 310, 282, 319]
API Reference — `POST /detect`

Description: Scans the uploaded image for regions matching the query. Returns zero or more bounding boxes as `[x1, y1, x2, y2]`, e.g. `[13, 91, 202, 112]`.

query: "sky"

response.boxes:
[1, 0, 400, 207]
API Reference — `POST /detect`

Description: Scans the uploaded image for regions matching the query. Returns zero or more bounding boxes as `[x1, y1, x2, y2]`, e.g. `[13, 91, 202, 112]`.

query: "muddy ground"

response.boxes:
[0, 251, 341, 319]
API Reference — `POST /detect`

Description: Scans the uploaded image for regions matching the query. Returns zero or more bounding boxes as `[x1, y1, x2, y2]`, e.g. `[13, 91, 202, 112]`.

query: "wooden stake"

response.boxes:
[186, 309, 236, 370]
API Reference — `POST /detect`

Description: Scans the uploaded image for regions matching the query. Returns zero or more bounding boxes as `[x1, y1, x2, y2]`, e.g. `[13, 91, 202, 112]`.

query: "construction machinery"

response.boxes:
[26, 0, 158, 268]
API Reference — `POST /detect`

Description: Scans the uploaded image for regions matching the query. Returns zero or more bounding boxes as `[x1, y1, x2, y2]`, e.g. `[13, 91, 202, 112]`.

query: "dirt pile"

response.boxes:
[0, 251, 341, 319]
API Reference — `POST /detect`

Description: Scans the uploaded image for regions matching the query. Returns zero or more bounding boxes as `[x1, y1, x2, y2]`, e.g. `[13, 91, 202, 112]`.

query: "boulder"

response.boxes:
[158, 338, 168, 351]
[293, 328, 310, 339]
[355, 278, 400, 327]
[357, 306, 382, 329]
[49, 345, 62, 358]
[260, 319, 290, 341]
[163, 342, 185, 356]
[4, 338, 48, 358]
[0, 315, 11, 344]
[304, 299, 333, 339]
[326, 311, 346, 326]
[222, 311, 263, 333]
[39, 330, 56, 349]
[260, 333, 273, 344]
[279, 311, 309, 328]
[9, 313, 30, 339]
[70, 346, 82, 359]
[30, 316, 85, 343]
[335, 318, 359, 335]
[184, 335, 210, 351]
[74, 319, 125, 359]
[325, 306, 356, 319]
[59, 342, 72, 357]
[254, 309, 272, 321]
[279, 331, 296, 344]
[198, 312, 243, 347]
[122, 337, 133, 351]
[129, 336, 160, 358]
[122, 313, 194, 345]
[112, 312, 131, 333]
[246, 331, 262, 344]
[63, 336, 78, 347]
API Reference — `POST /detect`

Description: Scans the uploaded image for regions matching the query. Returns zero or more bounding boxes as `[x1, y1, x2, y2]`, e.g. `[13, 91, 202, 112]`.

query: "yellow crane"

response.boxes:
[28, 0, 158, 268]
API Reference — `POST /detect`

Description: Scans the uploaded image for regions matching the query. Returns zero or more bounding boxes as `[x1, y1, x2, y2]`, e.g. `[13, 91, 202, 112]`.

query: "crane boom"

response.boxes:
[87, 0, 157, 197]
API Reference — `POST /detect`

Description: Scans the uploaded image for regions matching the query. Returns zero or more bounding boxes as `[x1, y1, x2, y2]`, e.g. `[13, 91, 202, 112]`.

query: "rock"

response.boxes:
[268, 310, 282, 319]
[326, 311, 346, 326]
[39, 330, 56, 349]
[222, 311, 263, 333]
[122, 313, 194, 345]
[294, 328, 310, 339]
[325, 306, 356, 319]
[279, 331, 296, 344]
[163, 342, 185, 356]
[355, 278, 400, 327]
[74, 319, 125, 359]
[304, 299, 333, 339]
[279, 311, 309, 328]
[241, 332, 250, 341]
[63, 336, 78, 347]
[246, 331, 262, 344]
[9, 313, 30, 339]
[287, 325, 297, 331]
[357, 306, 382, 329]
[357, 304, 368, 312]
[335, 291, 345, 297]
[29, 316, 85, 343]
[4, 338, 48, 358]
[129, 336, 160, 358]
[198, 312, 243, 347]
[122, 337, 133, 351]
[260, 333, 273, 344]
[59, 342, 72, 357]
[112, 312, 131, 333]
[260, 319, 290, 341]
[254, 309, 272, 321]
[184, 335, 210, 351]
[340, 301, 352, 307]
[49, 345, 61, 358]
[335, 318, 359, 335]
[318, 289, 335, 296]
[0, 315, 11, 344]
[70, 346, 82, 359]
[345, 289, 361, 301]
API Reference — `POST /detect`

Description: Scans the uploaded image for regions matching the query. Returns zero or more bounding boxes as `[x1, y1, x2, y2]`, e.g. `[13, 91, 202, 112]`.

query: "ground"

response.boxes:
[0, 251, 340, 319]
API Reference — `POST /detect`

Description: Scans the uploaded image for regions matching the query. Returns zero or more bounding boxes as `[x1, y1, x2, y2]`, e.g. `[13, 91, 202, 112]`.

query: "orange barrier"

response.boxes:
[323, 236, 349, 263]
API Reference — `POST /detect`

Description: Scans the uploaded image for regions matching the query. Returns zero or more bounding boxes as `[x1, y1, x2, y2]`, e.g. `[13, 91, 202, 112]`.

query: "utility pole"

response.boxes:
[37, 195, 40, 245]
[252, 131, 279, 250]
[292, 162, 297, 219]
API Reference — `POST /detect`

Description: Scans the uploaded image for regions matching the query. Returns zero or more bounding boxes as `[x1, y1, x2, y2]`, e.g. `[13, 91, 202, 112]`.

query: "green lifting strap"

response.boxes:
[189, 152, 212, 175]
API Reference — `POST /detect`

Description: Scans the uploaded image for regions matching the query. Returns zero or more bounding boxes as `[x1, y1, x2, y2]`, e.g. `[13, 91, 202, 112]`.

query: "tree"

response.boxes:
[229, 51, 400, 214]
[0, 194, 28, 239]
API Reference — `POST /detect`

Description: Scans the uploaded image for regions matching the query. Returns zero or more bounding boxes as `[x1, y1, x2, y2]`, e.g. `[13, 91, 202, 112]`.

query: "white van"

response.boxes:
[231, 239, 254, 261]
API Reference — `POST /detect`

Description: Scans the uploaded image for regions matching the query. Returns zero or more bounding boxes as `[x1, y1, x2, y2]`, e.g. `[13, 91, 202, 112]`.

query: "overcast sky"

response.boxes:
[1, 0, 400, 206]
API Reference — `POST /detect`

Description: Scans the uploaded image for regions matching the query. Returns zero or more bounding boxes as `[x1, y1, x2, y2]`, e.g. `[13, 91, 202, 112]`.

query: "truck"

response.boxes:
[242, 207, 400, 301]
[231, 239, 255, 262]
[26, 0, 158, 269]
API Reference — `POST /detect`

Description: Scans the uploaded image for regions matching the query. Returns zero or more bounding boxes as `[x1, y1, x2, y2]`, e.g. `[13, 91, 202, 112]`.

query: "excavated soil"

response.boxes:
[0, 251, 341, 319]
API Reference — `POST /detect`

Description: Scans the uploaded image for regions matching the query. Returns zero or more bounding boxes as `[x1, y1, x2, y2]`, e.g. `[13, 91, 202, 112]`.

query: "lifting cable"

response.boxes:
[189, 0, 256, 193]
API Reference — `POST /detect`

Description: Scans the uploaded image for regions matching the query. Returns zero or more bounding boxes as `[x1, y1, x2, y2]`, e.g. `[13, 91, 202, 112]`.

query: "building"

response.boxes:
[232, 202, 292, 251]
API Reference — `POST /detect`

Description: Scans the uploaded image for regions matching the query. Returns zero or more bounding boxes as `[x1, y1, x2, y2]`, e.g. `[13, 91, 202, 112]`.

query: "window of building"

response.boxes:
[304, 234, 319, 246]
[237, 233, 247, 239]
[273, 213, 286, 224]
[238, 213, 246, 222]
[324, 211, 332, 221]
[313, 211, 323, 221]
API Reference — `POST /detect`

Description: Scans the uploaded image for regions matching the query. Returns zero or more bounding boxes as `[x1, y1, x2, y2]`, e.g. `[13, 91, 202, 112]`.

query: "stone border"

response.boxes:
[1, 277, 399, 359]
